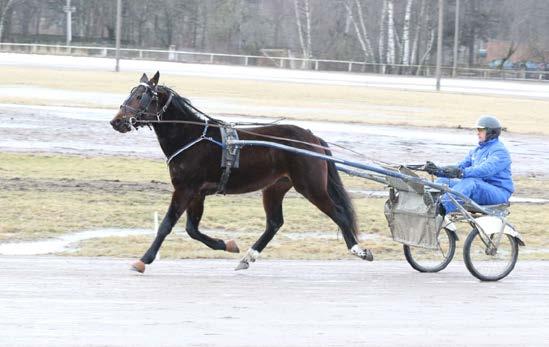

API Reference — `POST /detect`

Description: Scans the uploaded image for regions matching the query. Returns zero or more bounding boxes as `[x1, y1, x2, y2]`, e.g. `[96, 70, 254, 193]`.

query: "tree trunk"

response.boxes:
[0, 0, 18, 41]
[411, 0, 426, 65]
[345, 0, 375, 65]
[402, 0, 414, 65]
[305, 0, 311, 64]
[34, 5, 41, 36]
[416, 27, 435, 76]
[354, 0, 375, 63]
[378, 0, 387, 66]
[467, 0, 476, 67]
[386, 0, 395, 66]
[293, 0, 312, 69]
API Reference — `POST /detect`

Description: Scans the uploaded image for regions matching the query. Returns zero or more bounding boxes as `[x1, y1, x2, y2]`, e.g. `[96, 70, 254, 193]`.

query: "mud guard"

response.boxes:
[442, 217, 459, 241]
[474, 216, 525, 246]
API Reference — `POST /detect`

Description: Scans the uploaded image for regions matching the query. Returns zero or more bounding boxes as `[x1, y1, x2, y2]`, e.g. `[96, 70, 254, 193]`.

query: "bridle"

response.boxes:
[119, 83, 173, 127]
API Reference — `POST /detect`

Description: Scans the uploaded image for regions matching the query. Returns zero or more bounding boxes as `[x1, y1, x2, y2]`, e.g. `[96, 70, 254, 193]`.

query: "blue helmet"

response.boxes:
[475, 115, 502, 140]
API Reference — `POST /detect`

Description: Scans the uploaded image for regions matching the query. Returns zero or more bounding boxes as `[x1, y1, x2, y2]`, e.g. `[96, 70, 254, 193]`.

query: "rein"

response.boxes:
[125, 85, 393, 167]
[134, 118, 336, 153]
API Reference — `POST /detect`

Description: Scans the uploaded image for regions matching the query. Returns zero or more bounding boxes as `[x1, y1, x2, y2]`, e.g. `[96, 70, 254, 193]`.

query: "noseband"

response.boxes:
[119, 83, 173, 126]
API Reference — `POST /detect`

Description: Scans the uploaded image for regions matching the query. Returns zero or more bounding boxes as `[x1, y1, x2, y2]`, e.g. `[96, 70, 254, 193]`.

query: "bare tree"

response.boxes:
[0, 0, 21, 40]
[2, 0, 549, 73]
[416, 25, 435, 75]
[499, 41, 517, 69]
[411, 0, 426, 65]
[378, 0, 387, 65]
[401, 0, 414, 65]
[293, 0, 312, 68]
[345, 0, 375, 64]
[386, 0, 395, 65]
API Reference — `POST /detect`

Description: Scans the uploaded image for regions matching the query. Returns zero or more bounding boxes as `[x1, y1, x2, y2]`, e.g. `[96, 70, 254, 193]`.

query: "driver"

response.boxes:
[424, 115, 514, 214]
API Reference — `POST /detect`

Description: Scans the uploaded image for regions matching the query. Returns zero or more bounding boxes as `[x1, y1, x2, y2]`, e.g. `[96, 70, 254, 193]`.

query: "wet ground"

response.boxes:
[0, 256, 547, 346]
[1, 103, 549, 177]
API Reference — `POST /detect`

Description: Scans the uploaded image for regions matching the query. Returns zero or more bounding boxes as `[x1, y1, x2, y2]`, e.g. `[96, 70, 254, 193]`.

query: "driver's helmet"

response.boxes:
[474, 115, 502, 140]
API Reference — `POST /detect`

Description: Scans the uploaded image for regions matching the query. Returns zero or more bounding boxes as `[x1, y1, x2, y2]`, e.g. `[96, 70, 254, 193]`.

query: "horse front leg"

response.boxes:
[236, 178, 292, 270]
[185, 195, 240, 253]
[132, 188, 194, 273]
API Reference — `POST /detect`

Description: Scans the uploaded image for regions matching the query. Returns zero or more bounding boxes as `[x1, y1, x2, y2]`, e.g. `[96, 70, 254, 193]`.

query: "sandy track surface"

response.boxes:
[1, 256, 547, 346]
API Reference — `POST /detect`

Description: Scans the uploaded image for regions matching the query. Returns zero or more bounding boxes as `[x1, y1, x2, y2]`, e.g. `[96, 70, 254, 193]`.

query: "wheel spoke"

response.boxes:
[464, 229, 518, 281]
[438, 243, 447, 258]
[404, 228, 456, 273]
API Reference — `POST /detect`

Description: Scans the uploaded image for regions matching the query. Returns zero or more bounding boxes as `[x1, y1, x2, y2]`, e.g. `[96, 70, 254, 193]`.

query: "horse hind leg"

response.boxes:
[305, 189, 372, 261]
[186, 195, 240, 253]
[291, 167, 373, 261]
[236, 178, 292, 270]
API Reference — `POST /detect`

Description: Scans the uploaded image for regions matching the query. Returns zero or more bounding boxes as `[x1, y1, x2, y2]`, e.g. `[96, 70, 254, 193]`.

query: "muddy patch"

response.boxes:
[2, 177, 548, 201]
[0, 177, 171, 194]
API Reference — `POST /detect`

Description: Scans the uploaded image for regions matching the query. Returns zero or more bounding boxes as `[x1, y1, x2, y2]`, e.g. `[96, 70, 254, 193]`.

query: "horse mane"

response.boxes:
[158, 85, 224, 125]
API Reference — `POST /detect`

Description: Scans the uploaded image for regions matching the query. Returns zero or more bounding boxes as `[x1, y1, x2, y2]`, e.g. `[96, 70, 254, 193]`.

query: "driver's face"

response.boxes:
[477, 128, 487, 142]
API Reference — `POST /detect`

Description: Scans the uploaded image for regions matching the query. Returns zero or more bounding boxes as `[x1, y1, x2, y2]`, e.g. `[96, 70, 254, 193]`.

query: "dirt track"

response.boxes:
[1, 256, 548, 346]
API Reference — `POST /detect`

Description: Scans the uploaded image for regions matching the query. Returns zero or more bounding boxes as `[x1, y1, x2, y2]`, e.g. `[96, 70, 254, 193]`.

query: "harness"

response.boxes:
[218, 125, 241, 194]
[120, 83, 241, 194]
[164, 120, 240, 194]
[119, 82, 388, 194]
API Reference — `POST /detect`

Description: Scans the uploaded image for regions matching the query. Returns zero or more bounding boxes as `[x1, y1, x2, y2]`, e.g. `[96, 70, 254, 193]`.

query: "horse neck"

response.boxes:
[152, 98, 205, 158]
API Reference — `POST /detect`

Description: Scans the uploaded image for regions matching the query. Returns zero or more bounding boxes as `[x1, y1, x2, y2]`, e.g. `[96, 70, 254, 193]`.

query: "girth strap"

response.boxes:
[217, 125, 241, 194]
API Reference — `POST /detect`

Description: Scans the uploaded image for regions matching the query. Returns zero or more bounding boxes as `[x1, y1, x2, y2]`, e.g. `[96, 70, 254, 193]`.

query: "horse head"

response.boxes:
[111, 71, 165, 133]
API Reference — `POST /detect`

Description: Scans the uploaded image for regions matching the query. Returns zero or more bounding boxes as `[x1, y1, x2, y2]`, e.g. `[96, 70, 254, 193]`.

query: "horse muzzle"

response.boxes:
[110, 118, 132, 133]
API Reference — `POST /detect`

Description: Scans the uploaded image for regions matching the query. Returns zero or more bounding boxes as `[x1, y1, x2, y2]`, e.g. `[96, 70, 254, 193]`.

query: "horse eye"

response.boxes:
[137, 95, 142, 100]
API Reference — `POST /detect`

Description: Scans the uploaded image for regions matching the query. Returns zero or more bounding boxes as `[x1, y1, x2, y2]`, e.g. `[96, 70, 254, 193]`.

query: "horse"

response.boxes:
[110, 71, 373, 273]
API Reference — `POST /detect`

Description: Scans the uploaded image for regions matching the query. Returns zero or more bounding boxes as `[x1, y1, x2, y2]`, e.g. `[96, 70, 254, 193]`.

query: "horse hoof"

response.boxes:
[235, 260, 249, 271]
[351, 245, 374, 261]
[363, 249, 374, 262]
[131, 260, 146, 273]
[225, 239, 240, 253]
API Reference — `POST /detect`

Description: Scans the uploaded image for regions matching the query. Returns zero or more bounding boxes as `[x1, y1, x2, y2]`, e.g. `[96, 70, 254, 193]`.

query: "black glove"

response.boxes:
[424, 161, 439, 175]
[441, 166, 463, 179]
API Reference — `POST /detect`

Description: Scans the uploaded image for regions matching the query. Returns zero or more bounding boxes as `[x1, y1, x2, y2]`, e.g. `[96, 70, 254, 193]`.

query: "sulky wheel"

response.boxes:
[403, 228, 457, 273]
[463, 228, 518, 281]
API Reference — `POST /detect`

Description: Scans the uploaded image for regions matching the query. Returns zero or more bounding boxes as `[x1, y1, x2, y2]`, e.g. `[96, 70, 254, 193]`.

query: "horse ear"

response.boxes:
[140, 73, 148, 83]
[150, 71, 160, 86]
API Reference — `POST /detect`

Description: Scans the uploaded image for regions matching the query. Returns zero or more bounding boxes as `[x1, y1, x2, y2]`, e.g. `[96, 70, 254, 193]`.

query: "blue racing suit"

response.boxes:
[435, 138, 514, 213]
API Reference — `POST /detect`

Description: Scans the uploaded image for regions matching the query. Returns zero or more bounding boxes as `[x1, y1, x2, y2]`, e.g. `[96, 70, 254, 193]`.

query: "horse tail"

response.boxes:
[318, 138, 359, 239]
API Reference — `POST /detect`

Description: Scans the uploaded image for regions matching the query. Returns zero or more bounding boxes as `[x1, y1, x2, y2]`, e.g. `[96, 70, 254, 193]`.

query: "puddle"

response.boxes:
[0, 226, 383, 256]
[0, 228, 154, 255]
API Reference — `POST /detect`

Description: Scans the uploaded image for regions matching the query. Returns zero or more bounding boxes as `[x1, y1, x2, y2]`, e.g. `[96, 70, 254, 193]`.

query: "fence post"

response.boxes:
[314, 60, 319, 70]
[168, 45, 176, 61]
[244, 56, 249, 66]
[348, 62, 352, 72]
[210, 54, 214, 64]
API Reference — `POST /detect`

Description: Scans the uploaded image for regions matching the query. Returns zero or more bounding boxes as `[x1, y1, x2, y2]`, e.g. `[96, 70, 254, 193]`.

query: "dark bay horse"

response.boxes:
[110, 72, 373, 272]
